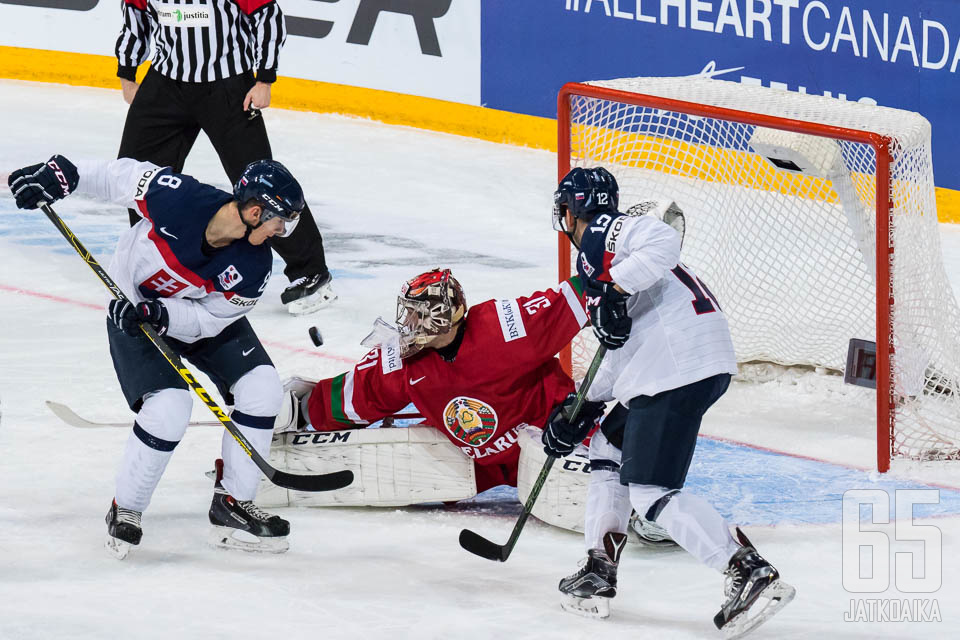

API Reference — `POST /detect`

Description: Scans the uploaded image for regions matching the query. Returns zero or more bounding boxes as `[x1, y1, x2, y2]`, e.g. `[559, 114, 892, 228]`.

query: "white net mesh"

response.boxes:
[562, 76, 960, 464]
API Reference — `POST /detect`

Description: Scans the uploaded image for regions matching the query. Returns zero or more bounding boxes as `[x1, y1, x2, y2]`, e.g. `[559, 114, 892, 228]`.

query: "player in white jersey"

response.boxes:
[8, 155, 304, 558]
[542, 167, 794, 637]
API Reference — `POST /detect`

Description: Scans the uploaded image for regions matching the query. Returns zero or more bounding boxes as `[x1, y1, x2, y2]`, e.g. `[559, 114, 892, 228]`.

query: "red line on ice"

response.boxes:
[0, 283, 356, 364]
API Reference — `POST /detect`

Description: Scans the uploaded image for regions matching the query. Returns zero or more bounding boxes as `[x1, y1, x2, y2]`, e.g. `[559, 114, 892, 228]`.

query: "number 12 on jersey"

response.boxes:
[672, 264, 721, 314]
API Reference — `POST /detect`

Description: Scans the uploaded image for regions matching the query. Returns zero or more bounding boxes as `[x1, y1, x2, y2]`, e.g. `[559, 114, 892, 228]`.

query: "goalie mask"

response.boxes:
[552, 167, 620, 239]
[396, 268, 466, 358]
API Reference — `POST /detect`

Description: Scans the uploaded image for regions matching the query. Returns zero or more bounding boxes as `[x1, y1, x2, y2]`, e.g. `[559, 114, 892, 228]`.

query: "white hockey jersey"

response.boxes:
[576, 212, 737, 405]
[74, 158, 272, 343]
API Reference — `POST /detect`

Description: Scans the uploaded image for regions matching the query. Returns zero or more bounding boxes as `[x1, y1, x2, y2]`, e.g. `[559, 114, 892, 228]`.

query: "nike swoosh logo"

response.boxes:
[159, 226, 179, 240]
[409, 376, 426, 385]
[242, 347, 256, 356]
[697, 60, 745, 79]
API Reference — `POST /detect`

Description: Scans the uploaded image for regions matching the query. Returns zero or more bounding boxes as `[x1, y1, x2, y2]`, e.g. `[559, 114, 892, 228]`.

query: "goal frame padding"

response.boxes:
[556, 81, 894, 472]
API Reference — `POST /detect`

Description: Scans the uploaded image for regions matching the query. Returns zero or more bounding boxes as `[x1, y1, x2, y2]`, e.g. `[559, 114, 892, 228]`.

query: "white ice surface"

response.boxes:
[1, 81, 960, 639]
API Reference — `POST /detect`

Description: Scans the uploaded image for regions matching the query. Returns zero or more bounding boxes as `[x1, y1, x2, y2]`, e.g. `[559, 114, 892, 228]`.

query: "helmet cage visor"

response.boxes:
[395, 269, 463, 357]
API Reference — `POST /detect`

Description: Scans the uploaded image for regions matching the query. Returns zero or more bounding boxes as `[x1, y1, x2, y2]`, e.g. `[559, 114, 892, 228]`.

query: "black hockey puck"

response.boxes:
[308, 326, 323, 347]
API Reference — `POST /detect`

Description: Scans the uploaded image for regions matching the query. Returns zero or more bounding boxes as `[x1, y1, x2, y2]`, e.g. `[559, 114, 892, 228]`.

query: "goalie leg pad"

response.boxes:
[259, 426, 477, 507]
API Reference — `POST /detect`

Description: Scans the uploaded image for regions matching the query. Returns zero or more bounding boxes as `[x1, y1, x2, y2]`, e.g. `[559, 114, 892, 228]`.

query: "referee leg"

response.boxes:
[198, 72, 330, 282]
[117, 69, 202, 226]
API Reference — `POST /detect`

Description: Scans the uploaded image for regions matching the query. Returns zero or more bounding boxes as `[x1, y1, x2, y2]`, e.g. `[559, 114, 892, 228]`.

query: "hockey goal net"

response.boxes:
[557, 76, 960, 472]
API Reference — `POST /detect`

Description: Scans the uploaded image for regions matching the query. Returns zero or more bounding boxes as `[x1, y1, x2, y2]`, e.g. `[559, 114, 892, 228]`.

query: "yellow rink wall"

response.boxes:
[2, 45, 958, 224]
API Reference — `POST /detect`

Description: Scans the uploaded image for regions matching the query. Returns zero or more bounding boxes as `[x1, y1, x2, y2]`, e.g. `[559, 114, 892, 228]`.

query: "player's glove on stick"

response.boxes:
[584, 280, 632, 350]
[7, 155, 79, 210]
[109, 299, 170, 337]
[542, 392, 606, 458]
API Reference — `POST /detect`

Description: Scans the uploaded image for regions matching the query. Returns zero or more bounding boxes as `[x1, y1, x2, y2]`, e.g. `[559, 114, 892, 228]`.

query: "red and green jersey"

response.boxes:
[307, 278, 589, 472]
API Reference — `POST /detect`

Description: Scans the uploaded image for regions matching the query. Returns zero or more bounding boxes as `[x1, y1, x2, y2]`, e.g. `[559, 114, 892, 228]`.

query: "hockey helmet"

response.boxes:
[234, 160, 305, 236]
[552, 167, 620, 234]
[396, 268, 466, 358]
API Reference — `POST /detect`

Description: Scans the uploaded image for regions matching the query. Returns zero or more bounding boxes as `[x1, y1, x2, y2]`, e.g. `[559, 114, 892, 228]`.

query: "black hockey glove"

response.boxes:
[584, 280, 632, 350]
[542, 392, 606, 458]
[109, 299, 170, 337]
[7, 155, 79, 210]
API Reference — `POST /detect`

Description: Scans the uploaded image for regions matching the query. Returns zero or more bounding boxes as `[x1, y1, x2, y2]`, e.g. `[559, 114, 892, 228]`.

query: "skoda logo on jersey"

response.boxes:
[443, 396, 498, 447]
[217, 265, 244, 290]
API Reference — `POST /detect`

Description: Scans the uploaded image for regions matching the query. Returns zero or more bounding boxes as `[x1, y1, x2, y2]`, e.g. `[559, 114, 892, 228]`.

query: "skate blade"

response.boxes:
[560, 593, 611, 619]
[720, 580, 796, 640]
[208, 525, 290, 554]
[105, 535, 133, 560]
[286, 291, 337, 316]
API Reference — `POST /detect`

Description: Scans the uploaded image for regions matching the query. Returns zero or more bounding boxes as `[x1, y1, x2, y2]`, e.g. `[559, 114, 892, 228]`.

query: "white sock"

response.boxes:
[584, 431, 632, 551]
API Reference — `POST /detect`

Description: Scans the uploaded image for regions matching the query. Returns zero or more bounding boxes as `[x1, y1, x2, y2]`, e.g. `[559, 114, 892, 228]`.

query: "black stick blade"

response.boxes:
[459, 529, 507, 562]
[267, 468, 354, 492]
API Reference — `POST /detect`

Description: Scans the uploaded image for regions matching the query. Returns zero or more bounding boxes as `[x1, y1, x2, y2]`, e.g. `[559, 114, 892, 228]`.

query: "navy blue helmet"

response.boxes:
[233, 159, 305, 223]
[552, 167, 620, 232]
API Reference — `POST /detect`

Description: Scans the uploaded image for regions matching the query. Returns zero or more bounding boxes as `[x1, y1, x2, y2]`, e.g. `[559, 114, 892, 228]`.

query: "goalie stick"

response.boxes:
[458, 345, 607, 562]
[45, 401, 422, 429]
[38, 202, 353, 493]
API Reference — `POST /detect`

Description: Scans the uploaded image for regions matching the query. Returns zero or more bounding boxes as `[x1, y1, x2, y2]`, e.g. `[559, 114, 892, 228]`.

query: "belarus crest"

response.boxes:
[443, 396, 498, 447]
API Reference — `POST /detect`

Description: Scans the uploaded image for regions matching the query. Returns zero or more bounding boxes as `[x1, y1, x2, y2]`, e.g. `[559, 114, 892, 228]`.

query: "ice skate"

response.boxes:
[281, 272, 336, 315]
[558, 532, 626, 619]
[208, 459, 290, 553]
[105, 499, 142, 560]
[714, 529, 796, 639]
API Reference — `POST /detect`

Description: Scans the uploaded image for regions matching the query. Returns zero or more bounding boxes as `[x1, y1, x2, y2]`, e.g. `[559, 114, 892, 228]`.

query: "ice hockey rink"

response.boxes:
[2, 80, 960, 639]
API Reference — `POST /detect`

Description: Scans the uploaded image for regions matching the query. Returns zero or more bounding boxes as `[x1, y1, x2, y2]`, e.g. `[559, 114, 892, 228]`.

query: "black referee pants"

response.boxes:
[117, 68, 328, 282]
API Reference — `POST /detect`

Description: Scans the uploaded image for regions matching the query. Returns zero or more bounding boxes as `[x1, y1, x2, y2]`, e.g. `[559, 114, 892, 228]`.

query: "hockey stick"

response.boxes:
[38, 203, 353, 493]
[458, 345, 607, 561]
[45, 401, 423, 429]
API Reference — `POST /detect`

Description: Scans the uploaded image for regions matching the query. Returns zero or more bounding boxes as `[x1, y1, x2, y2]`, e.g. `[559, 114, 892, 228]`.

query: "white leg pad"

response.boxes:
[516, 426, 593, 532]
[115, 388, 192, 512]
[258, 426, 477, 507]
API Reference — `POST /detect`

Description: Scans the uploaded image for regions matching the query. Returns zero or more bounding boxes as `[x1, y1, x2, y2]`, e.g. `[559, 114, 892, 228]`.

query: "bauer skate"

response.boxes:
[208, 459, 290, 553]
[105, 499, 142, 560]
[558, 532, 627, 619]
[714, 529, 796, 639]
[281, 272, 336, 315]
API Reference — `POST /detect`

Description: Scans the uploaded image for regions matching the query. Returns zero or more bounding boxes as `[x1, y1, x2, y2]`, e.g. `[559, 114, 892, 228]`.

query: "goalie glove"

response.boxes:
[542, 393, 606, 458]
[584, 280, 632, 350]
[8, 155, 79, 210]
[109, 299, 169, 337]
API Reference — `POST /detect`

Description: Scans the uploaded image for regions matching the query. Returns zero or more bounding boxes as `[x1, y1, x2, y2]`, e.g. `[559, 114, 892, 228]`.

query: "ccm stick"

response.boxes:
[458, 345, 607, 561]
[38, 203, 353, 493]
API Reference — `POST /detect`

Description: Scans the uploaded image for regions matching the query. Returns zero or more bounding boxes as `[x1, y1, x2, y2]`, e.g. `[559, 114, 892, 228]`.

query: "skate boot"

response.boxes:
[281, 272, 336, 315]
[714, 528, 796, 639]
[105, 499, 142, 560]
[558, 532, 627, 619]
[208, 459, 290, 553]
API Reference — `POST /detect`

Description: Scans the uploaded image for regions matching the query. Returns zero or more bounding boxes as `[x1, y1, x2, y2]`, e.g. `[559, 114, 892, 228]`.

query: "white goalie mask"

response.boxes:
[395, 268, 467, 358]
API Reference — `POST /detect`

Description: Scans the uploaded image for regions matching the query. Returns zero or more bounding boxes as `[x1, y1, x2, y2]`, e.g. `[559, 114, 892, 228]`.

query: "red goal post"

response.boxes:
[556, 77, 960, 473]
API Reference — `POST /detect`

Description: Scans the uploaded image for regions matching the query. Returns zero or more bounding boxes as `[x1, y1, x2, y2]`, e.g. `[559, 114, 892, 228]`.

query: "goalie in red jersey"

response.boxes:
[285, 268, 593, 494]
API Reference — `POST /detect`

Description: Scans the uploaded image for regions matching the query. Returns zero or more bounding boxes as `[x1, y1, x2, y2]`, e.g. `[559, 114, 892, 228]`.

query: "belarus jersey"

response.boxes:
[74, 158, 272, 343]
[306, 279, 590, 471]
[576, 211, 737, 404]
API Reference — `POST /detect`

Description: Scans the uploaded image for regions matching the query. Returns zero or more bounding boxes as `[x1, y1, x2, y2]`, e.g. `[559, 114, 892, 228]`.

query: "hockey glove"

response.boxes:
[7, 155, 79, 210]
[109, 299, 170, 337]
[584, 280, 632, 350]
[542, 392, 606, 458]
